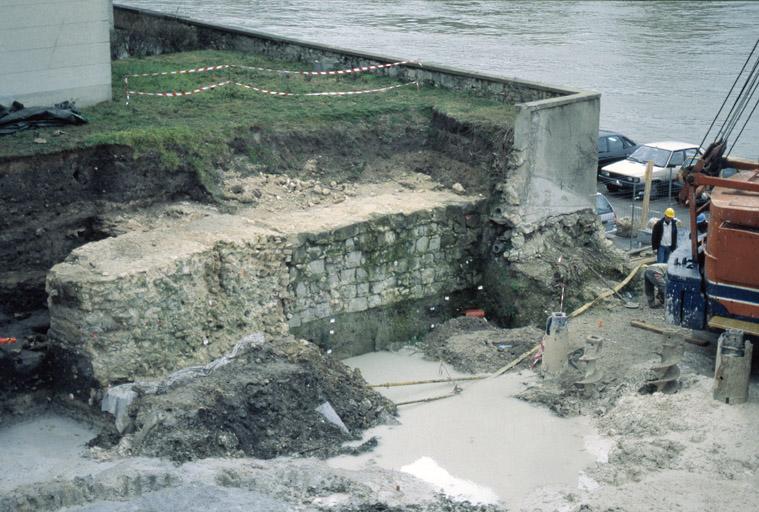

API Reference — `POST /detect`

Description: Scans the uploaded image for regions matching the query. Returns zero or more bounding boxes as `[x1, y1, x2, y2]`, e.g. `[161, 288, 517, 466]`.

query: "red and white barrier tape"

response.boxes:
[124, 60, 413, 79]
[125, 64, 231, 78]
[233, 81, 418, 97]
[233, 61, 413, 76]
[126, 80, 232, 101]
[126, 80, 418, 103]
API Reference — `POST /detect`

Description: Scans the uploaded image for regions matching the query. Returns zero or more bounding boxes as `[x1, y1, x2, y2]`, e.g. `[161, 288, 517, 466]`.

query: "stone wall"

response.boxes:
[46, 193, 484, 391]
[112, 4, 568, 104]
[285, 207, 483, 356]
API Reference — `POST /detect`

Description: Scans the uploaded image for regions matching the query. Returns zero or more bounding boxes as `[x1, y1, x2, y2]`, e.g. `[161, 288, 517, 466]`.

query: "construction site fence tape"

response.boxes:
[126, 80, 418, 103]
[124, 60, 415, 79]
[233, 81, 418, 97]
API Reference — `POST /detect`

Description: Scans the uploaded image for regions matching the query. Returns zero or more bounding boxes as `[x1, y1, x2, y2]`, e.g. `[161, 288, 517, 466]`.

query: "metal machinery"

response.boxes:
[667, 141, 759, 335]
[666, 39, 759, 336]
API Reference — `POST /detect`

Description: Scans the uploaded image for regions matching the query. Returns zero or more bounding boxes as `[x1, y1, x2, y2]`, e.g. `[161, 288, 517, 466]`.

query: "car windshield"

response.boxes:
[628, 145, 671, 167]
[596, 194, 613, 214]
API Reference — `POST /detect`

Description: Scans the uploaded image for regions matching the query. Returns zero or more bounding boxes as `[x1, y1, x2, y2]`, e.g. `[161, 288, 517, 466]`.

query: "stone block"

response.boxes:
[356, 282, 370, 297]
[338, 268, 356, 284]
[415, 236, 429, 252]
[347, 297, 368, 312]
[307, 258, 325, 276]
[344, 251, 363, 268]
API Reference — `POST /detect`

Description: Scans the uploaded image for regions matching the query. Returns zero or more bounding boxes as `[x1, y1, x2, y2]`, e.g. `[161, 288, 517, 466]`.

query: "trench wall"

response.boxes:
[0, 146, 200, 311]
[47, 195, 483, 390]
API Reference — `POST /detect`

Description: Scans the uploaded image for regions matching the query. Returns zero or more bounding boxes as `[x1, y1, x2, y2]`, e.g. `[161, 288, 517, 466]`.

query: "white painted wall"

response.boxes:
[0, 0, 112, 108]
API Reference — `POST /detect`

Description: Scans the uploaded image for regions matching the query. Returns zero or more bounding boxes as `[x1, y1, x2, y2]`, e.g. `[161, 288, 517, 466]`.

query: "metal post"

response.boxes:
[668, 167, 673, 204]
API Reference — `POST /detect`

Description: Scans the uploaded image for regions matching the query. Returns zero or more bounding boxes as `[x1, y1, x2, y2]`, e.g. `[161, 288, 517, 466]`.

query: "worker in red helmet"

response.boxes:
[652, 208, 678, 263]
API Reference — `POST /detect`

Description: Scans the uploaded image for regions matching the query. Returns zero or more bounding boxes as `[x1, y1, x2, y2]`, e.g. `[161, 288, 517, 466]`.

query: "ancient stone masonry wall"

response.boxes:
[47, 223, 291, 388]
[46, 193, 484, 391]
[286, 209, 481, 328]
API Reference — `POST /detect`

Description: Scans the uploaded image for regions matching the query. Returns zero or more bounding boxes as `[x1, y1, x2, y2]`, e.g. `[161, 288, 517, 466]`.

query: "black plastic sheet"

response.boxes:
[0, 100, 87, 135]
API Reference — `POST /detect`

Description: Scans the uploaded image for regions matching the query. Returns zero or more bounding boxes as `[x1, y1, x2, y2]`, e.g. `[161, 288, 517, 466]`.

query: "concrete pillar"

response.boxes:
[713, 329, 752, 405]
[541, 312, 570, 375]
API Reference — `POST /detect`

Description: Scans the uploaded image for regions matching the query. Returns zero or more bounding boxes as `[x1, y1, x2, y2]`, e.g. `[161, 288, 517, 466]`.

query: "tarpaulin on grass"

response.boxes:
[0, 101, 87, 135]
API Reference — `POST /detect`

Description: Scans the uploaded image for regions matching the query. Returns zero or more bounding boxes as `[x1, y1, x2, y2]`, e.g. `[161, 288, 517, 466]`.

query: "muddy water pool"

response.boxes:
[331, 348, 610, 509]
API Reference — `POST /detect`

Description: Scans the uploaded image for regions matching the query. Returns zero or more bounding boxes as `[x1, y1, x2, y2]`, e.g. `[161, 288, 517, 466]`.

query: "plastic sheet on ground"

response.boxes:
[0, 101, 87, 135]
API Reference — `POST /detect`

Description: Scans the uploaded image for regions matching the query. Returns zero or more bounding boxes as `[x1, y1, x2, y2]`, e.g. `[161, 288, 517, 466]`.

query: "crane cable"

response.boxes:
[719, 56, 759, 143]
[687, 37, 759, 168]
[699, 37, 759, 150]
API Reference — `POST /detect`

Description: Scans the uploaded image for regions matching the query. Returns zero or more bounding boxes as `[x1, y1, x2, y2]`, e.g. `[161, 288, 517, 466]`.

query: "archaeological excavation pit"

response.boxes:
[0, 8, 631, 511]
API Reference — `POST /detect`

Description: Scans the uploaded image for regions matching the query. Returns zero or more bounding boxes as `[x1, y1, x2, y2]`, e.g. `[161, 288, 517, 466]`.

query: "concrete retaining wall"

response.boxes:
[490, 95, 601, 226]
[0, 0, 113, 108]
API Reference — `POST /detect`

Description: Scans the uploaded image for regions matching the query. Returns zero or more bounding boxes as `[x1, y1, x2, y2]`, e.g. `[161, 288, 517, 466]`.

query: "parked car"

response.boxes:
[595, 192, 617, 235]
[597, 130, 637, 170]
[598, 141, 702, 196]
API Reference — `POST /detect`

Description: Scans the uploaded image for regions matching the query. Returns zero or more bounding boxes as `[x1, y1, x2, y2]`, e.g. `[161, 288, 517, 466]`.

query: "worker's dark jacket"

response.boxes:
[651, 218, 678, 251]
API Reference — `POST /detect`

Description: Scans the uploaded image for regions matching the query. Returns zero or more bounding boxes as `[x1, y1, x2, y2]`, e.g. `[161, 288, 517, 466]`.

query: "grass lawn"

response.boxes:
[0, 50, 517, 160]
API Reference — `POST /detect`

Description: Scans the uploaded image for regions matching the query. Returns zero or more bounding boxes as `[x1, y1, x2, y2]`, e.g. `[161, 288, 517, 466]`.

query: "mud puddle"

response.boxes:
[330, 348, 606, 509]
[0, 413, 117, 493]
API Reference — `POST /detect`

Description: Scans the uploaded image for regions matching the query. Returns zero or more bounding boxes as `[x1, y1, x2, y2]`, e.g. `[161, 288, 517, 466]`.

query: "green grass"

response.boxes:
[0, 50, 516, 159]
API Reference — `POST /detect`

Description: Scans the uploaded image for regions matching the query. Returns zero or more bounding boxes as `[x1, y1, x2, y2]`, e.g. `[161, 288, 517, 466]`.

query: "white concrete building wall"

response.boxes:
[0, 0, 112, 108]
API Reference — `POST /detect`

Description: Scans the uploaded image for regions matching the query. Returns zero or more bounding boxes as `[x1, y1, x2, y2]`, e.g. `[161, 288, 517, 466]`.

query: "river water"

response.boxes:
[120, 1, 759, 157]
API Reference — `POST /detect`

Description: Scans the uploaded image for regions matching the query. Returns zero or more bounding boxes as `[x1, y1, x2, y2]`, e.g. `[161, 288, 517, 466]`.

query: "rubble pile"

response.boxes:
[102, 335, 395, 462]
[485, 209, 627, 326]
[422, 316, 542, 373]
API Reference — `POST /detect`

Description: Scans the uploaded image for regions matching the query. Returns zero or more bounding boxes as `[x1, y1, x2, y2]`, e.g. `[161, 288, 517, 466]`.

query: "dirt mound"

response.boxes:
[105, 336, 395, 462]
[422, 317, 543, 374]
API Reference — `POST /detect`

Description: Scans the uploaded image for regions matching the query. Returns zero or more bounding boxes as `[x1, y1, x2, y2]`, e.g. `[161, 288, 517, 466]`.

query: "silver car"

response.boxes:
[596, 192, 616, 235]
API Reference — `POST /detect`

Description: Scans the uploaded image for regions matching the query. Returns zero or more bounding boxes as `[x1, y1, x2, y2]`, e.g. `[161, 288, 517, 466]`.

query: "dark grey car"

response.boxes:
[597, 130, 637, 170]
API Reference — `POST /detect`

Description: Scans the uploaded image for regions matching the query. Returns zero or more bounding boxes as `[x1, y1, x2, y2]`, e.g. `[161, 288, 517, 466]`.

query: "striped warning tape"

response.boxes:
[233, 61, 413, 76]
[126, 80, 418, 102]
[127, 80, 232, 99]
[125, 64, 231, 78]
[233, 81, 418, 97]
[124, 61, 413, 79]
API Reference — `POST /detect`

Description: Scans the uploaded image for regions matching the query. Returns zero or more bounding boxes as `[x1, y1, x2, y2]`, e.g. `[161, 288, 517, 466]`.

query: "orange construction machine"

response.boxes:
[667, 141, 759, 335]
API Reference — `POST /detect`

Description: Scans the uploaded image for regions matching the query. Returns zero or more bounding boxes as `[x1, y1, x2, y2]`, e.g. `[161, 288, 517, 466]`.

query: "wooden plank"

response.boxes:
[639, 160, 654, 229]
[370, 374, 488, 388]
[629, 320, 710, 346]
[708, 315, 759, 336]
